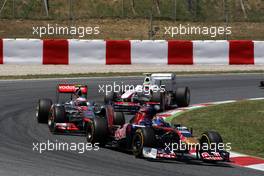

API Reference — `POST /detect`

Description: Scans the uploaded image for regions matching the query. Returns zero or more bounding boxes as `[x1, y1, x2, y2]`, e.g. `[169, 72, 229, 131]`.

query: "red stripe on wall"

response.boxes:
[168, 40, 193, 65]
[43, 40, 69, 65]
[229, 40, 254, 65]
[106, 40, 131, 65]
[0, 39, 3, 64]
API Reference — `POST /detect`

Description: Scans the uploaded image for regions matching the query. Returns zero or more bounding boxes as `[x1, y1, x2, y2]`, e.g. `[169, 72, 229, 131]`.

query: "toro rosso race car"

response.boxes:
[104, 73, 190, 112]
[86, 104, 230, 162]
[36, 84, 105, 134]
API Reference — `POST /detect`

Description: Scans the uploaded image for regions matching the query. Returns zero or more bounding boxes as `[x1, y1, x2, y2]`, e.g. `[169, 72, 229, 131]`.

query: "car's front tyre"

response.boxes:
[132, 127, 156, 158]
[86, 117, 108, 147]
[199, 131, 226, 162]
[48, 106, 66, 133]
[36, 99, 52, 123]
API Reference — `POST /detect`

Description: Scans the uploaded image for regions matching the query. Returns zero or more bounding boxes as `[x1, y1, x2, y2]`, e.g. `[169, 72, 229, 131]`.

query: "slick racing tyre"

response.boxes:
[175, 87, 190, 107]
[113, 112, 125, 126]
[200, 131, 223, 147]
[36, 99, 52, 123]
[132, 127, 156, 158]
[86, 117, 108, 147]
[48, 106, 66, 133]
[199, 131, 224, 161]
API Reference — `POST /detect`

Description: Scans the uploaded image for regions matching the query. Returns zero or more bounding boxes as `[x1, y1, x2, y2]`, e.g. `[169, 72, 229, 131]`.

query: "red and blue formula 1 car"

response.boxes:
[36, 84, 105, 134]
[86, 103, 230, 162]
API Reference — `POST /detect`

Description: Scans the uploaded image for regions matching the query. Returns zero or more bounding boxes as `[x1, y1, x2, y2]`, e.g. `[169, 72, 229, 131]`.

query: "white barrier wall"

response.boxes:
[254, 41, 264, 65]
[3, 39, 43, 64]
[193, 40, 229, 65]
[69, 40, 106, 64]
[131, 40, 168, 64]
[0, 39, 263, 65]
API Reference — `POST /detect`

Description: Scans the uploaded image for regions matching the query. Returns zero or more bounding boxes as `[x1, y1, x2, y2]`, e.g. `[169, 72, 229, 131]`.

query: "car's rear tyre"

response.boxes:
[132, 127, 156, 158]
[175, 87, 190, 107]
[86, 117, 108, 147]
[48, 106, 66, 133]
[36, 99, 52, 123]
[113, 112, 125, 126]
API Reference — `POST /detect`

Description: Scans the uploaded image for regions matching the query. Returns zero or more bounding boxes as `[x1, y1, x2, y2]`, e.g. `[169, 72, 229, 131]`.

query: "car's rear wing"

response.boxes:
[57, 84, 88, 97]
[113, 102, 141, 113]
[113, 101, 160, 113]
[150, 73, 176, 80]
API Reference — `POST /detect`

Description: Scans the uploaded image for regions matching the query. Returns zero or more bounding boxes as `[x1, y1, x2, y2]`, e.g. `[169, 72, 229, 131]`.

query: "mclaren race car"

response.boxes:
[104, 73, 190, 112]
[36, 84, 105, 134]
[86, 103, 230, 162]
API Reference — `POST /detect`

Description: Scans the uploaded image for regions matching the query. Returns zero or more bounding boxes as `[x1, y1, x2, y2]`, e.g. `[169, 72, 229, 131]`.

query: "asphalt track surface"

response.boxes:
[0, 74, 263, 176]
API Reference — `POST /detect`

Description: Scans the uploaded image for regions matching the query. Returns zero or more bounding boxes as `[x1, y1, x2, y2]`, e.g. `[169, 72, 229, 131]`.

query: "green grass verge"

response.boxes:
[171, 100, 264, 158]
[0, 71, 263, 80]
[1, 0, 264, 22]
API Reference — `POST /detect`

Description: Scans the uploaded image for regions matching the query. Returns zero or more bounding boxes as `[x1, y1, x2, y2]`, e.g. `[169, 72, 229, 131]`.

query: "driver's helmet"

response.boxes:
[152, 116, 168, 127]
[140, 106, 156, 119]
[75, 88, 83, 97]
[75, 97, 87, 106]
[143, 76, 151, 85]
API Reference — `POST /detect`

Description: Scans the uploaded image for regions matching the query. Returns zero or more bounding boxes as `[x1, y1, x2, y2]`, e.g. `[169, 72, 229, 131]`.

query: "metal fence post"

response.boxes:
[43, 0, 49, 17]
[149, 1, 155, 40]
[149, 10, 153, 40]
[122, 0, 124, 18]
[12, 0, 15, 18]
[195, 0, 199, 21]
[69, 0, 73, 20]
[174, 0, 177, 21]
[223, 0, 229, 40]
